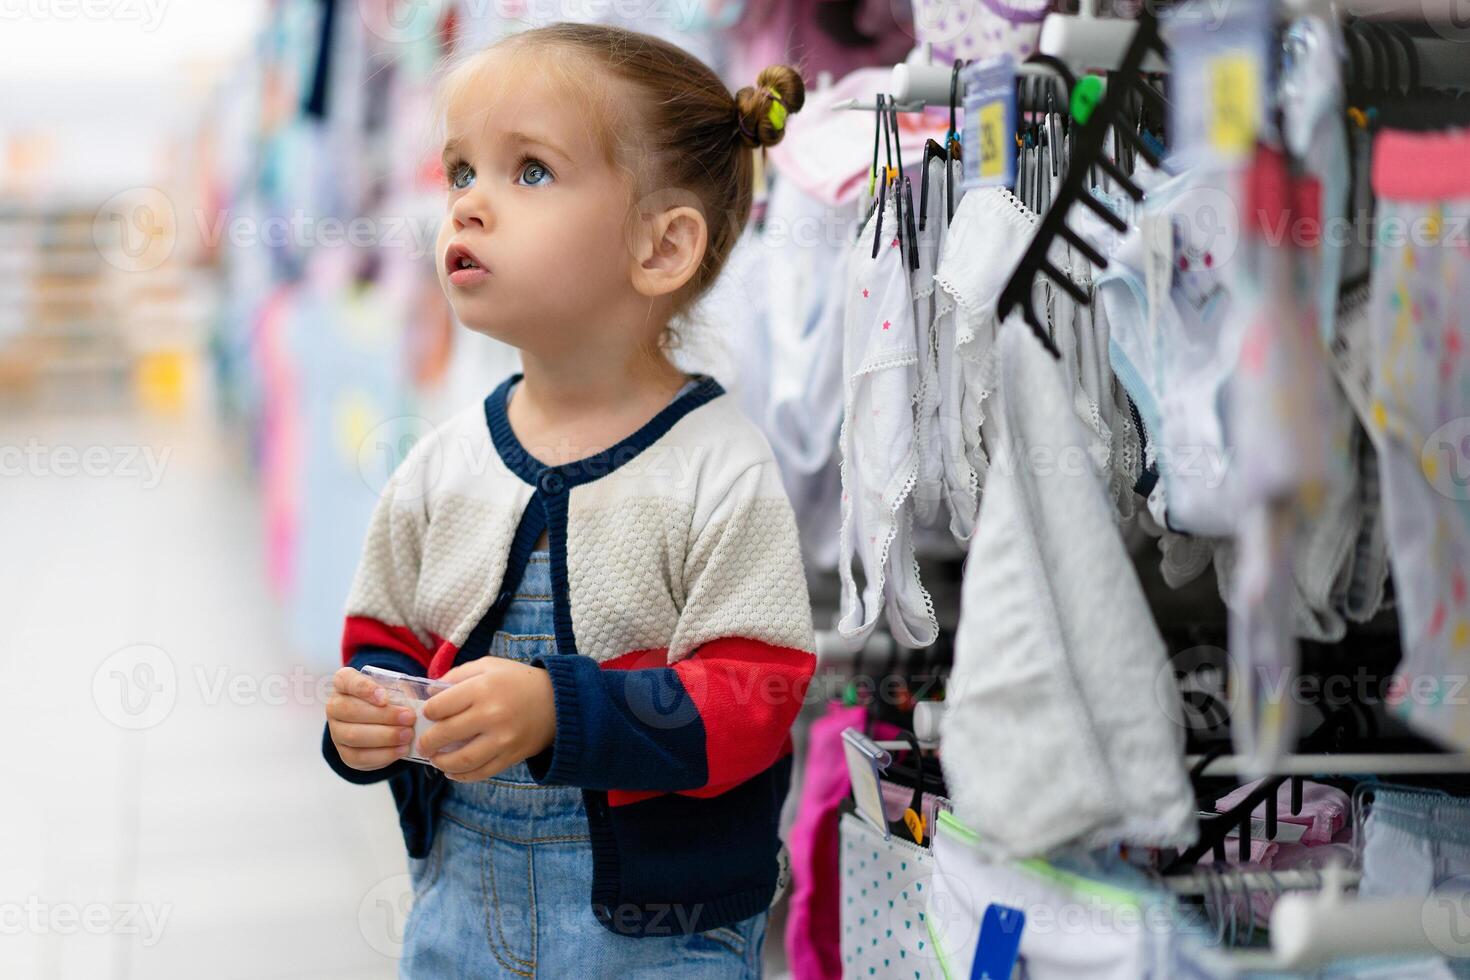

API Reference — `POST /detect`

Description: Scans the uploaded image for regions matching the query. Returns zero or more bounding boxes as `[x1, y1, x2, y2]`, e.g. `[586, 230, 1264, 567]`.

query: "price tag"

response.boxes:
[971, 904, 1025, 980]
[841, 728, 893, 838]
[977, 101, 1006, 179]
[962, 55, 1017, 190]
[1208, 53, 1259, 156]
[1164, 0, 1269, 169]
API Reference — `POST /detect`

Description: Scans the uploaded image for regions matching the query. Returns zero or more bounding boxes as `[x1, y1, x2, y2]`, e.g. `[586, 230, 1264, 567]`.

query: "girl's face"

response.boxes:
[435, 49, 639, 351]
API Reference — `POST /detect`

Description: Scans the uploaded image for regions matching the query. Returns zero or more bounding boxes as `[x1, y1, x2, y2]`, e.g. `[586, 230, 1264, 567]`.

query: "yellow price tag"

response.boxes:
[978, 100, 1006, 179]
[1208, 53, 1257, 157]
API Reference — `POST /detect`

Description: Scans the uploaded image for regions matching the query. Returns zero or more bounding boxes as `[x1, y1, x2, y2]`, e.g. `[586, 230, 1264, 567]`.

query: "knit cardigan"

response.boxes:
[321, 372, 818, 936]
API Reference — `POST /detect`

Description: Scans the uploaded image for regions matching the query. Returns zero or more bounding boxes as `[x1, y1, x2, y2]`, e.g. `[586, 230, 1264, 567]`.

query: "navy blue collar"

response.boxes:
[484, 372, 726, 490]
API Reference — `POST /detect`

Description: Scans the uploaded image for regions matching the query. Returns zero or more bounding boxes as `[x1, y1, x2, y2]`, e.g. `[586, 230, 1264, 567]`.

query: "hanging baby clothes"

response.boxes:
[1093, 167, 1246, 537]
[1049, 234, 1115, 485]
[838, 811, 936, 979]
[1058, 183, 1152, 523]
[837, 182, 939, 649]
[924, 811, 1168, 980]
[1368, 129, 1470, 751]
[1328, 283, 1393, 625]
[1357, 789, 1470, 979]
[1222, 147, 1345, 775]
[931, 185, 1036, 543]
[939, 320, 1196, 859]
[911, 154, 953, 530]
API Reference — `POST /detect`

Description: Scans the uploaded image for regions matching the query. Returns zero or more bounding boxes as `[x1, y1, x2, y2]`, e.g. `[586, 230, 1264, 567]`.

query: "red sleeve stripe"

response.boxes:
[673, 638, 814, 792]
[597, 639, 813, 801]
[341, 616, 441, 670]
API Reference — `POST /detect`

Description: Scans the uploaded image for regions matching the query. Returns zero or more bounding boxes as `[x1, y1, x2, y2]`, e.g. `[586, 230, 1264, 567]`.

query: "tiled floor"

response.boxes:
[3, 404, 807, 979]
[2, 408, 404, 980]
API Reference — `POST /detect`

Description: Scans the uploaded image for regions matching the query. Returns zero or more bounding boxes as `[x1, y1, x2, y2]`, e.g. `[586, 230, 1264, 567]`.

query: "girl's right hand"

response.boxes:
[327, 667, 417, 771]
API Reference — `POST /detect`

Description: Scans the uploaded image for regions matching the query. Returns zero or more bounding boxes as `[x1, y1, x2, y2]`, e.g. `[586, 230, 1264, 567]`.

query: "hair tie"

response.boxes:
[765, 88, 787, 130]
[735, 111, 759, 146]
[735, 86, 789, 146]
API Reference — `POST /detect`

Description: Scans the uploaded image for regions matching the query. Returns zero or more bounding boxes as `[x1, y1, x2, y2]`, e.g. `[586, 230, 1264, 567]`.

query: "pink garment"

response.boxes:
[1214, 778, 1349, 845]
[765, 67, 950, 206]
[1212, 780, 1353, 927]
[785, 704, 899, 980]
[879, 774, 947, 837]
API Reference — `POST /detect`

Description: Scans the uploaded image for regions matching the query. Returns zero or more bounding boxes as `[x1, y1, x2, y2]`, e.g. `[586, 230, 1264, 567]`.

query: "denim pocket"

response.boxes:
[481, 836, 537, 976]
[488, 630, 556, 665]
[694, 923, 748, 957]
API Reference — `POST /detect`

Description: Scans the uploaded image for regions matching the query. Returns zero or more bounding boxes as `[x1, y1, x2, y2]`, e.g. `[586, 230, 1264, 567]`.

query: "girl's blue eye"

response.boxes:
[448, 162, 474, 191]
[517, 159, 553, 187]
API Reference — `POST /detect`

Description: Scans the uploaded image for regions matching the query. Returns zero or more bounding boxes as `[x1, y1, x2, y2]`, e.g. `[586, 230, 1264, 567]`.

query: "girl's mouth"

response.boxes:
[445, 243, 490, 287]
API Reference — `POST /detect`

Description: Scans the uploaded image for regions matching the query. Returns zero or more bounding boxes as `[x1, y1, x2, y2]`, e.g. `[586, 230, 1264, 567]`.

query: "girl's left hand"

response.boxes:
[418, 658, 557, 782]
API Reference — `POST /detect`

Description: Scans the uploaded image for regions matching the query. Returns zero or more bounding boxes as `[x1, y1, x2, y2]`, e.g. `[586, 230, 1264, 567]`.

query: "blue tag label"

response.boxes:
[970, 903, 1025, 980]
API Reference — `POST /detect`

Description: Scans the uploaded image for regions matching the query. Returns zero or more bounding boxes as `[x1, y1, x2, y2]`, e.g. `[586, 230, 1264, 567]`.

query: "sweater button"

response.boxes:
[539, 471, 565, 494]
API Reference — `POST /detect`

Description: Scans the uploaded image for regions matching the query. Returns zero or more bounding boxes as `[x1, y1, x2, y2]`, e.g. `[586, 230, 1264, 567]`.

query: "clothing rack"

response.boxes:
[1164, 866, 1362, 896]
[1187, 752, 1470, 777]
[830, 62, 1069, 114]
[995, 8, 1167, 357]
[809, 4, 1470, 972]
[1270, 865, 1456, 968]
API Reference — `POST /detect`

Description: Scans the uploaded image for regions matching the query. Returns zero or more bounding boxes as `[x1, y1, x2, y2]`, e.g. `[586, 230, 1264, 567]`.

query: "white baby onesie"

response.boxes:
[1094, 169, 1248, 538]
[910, 155, 952, 530]
[932, 185, 1038, 544]
[940, 318, 1197, 858]
[836, 182, 938, 649]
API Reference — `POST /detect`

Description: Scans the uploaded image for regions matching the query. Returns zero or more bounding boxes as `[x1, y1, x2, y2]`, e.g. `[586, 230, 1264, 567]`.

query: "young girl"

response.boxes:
[322, 23, 816, 978]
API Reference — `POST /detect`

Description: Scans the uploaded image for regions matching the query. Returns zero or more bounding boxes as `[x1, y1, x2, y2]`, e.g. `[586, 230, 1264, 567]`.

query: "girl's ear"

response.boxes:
[629, 198, 707, 300]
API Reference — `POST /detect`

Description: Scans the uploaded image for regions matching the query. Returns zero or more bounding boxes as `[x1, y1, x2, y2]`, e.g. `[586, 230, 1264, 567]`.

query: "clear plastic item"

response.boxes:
[360, 665, 463, 765]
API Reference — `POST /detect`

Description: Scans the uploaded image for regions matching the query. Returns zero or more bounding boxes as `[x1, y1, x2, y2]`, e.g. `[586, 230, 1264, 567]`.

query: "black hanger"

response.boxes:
[1022, 56, 1077, 179]
[1370, 21, 1406, 94]
[1343, 22, 1368, 101]
[918, 139, 948, 232]
[996, 9, 1167, 359]
[946, 59, 965, 223]
[1358, 20, 1392, 93]
[1383, 21, 1420, 94]
[870, 93, 892, 259]
[887, 96, 920, 270]
[902, 176, 920, 270]
[882, 730, 932, 845]
[946, 58, 964, 158]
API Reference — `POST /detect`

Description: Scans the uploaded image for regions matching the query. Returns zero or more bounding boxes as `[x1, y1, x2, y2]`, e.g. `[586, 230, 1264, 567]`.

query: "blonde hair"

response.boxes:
[432, 23, 805, 356]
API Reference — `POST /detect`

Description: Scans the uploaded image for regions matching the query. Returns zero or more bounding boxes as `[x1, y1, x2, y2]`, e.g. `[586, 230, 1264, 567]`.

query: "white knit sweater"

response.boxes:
[343, 373, 817, 674]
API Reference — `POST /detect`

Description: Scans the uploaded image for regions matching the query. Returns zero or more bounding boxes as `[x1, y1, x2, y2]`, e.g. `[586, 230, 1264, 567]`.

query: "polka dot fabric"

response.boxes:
[839, 812, 938, 979]
[912, 0, 1054, 66]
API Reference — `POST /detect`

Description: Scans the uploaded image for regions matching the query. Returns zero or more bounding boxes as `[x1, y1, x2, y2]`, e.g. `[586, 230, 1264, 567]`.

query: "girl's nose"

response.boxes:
[451, 190, 490, 231]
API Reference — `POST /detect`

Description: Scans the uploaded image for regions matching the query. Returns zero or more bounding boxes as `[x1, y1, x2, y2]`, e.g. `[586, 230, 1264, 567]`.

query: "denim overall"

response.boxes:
[399, 549, 769, 978]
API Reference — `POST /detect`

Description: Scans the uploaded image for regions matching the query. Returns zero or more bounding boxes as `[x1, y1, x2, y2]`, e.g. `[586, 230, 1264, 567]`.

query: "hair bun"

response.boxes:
[733, 65, 806, 150]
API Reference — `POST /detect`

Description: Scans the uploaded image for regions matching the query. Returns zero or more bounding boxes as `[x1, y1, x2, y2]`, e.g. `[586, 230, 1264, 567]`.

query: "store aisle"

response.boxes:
[1, 407, 404, 980]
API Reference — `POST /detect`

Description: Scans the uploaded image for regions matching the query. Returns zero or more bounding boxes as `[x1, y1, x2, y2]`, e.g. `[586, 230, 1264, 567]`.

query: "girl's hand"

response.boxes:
[326, 667, 417, 771]
[418, 658, 557, 782]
